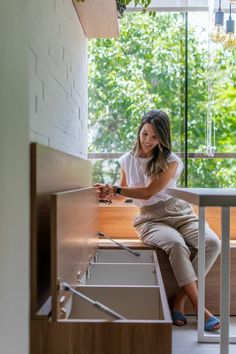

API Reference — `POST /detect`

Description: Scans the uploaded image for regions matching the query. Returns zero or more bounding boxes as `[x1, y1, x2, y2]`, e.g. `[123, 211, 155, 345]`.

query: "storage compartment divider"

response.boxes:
[84, 263, 158, 285]
[94, 249, 155, 263]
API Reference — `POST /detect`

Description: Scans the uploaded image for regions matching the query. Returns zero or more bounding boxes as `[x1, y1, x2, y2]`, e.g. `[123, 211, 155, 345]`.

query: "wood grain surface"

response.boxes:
[98, 203, 236, 239]
[30, 143, 92, 317]
[72, 0, 119, 38]
[51, 188, 98, 320]
[31, 320, 171, 354]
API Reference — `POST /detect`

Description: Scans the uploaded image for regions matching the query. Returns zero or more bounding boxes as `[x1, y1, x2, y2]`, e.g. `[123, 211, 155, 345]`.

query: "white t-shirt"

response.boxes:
[118, 151, 183, 207]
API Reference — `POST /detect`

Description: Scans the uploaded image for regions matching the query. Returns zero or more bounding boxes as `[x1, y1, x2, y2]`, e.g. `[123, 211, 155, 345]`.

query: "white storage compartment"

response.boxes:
[68, 286, 163, 320]
[35, 188, 173, 354]
[94, 249, 155, 263]
[84, 263, 158, 285]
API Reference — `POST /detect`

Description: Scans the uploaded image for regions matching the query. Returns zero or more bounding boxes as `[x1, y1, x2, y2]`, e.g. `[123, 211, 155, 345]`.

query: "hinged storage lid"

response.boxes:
[30, 143, 92, 318]
[51, 188, 99, 320]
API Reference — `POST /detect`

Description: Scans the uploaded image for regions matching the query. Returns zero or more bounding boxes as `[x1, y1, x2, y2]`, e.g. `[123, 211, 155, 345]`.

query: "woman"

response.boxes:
[96, 109, 221, 331]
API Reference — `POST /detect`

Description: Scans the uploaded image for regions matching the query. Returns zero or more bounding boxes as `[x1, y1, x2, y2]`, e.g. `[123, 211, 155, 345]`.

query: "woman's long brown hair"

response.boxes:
[133, 110, 172, 177]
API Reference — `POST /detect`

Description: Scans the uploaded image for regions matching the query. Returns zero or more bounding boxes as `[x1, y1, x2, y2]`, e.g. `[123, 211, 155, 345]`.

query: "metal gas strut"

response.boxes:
[97, 231, 140, 257]
[62, 282, 126, 320]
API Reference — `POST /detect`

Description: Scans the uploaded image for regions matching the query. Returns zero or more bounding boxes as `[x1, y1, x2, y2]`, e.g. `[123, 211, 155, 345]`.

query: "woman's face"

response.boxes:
[139, 123, 159, 157]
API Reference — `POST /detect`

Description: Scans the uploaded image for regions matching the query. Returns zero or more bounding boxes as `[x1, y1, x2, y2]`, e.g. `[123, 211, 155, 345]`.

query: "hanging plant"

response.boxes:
[116, 0, 127, 18]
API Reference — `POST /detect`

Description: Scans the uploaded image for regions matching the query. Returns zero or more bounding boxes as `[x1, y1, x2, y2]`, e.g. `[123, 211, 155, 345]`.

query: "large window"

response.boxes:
[88, 11, 236, 187]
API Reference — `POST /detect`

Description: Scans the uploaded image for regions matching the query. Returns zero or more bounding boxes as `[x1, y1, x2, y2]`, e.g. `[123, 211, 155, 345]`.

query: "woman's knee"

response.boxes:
[205, 230, 221, 255]
[168, 239, 191, 258]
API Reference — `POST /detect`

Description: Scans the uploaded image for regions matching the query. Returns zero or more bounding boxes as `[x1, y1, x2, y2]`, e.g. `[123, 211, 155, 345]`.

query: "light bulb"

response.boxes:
[223, 4, 236, 49]
[210, 25, 226, 43]
[210, 4, 226, 43]
[223, 33, 236, 49]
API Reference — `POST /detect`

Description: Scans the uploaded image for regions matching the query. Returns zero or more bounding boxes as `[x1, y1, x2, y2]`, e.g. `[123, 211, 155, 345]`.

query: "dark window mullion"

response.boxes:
[184, 11, 188, 187]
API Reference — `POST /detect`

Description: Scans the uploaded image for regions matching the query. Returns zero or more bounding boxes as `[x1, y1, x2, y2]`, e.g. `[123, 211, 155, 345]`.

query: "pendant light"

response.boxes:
[223, 3, 236, 49]
[210, 0, 226, 43]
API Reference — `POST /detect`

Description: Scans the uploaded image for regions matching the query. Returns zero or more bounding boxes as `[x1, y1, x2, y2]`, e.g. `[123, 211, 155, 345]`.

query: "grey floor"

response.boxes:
[173, 316, 236, 354]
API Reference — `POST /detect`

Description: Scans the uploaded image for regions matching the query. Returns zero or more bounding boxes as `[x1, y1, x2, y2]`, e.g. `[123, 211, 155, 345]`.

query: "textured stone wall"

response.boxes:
[29, 0, 88, 157]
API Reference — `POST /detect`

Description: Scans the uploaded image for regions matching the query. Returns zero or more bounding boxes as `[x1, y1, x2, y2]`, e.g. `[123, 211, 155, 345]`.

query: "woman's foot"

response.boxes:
[171, 309, 187, 326]
[204, 316, 220, 331]
[204, 311, 220, 331]
[169, 296, 187, 326]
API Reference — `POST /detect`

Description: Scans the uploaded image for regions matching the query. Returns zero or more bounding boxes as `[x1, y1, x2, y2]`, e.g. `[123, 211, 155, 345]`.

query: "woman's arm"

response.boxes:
[95, 161, 177, 200]
[110, 168, 128, 202]
[95, 169, 128, 201]
[119, 168, 127, 187]
[113, 161, 177, 200]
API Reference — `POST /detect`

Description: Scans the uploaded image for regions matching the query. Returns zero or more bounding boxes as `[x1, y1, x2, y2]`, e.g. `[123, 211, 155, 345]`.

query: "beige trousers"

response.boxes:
[133, 198, 221, 288]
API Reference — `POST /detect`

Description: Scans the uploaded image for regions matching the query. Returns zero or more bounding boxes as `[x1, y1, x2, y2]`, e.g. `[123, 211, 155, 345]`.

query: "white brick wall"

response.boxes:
[29, 0, 88, 158]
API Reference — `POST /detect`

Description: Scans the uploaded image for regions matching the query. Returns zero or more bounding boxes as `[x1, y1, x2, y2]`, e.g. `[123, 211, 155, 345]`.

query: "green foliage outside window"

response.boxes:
[88, 12, 236, 187]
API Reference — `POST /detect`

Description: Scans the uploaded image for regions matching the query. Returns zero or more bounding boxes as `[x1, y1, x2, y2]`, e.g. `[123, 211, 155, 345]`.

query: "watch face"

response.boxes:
[116, 187, 122, 194]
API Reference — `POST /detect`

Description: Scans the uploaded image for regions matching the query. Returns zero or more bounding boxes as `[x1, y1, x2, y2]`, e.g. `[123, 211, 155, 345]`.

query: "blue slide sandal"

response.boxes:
[171, 310, 187, 326]
[204, 316, 220, 331]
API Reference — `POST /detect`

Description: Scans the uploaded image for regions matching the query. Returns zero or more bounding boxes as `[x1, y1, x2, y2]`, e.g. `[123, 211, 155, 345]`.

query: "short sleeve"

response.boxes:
[167, 153, 183, 180]
[118, 152, 131, 172]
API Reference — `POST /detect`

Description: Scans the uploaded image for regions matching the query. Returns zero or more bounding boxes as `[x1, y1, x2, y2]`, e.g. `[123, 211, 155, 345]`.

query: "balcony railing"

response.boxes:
[88, 152, 236, 159]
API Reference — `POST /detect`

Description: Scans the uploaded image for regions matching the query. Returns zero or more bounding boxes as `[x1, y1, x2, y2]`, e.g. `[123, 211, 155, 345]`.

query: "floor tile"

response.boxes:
[172, 316, 236, 354]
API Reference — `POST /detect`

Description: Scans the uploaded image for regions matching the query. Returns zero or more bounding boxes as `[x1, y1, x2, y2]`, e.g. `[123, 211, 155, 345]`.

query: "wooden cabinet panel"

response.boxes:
[31, 320, 171, 354]
[72, 0, 119, 38]
[99, 203, 236, 239]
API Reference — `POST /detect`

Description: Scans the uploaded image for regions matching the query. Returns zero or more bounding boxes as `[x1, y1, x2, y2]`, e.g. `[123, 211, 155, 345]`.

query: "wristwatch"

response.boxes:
[113, 185, 122, 194]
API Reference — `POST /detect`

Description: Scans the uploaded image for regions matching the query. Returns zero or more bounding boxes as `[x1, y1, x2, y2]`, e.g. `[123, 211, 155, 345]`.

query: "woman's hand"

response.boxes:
[94, 183, 114, 203]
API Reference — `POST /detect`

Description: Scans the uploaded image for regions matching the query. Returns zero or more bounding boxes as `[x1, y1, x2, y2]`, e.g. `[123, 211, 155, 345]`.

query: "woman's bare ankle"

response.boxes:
[204, 309, 214, 320]
[173, 297, 186, 313]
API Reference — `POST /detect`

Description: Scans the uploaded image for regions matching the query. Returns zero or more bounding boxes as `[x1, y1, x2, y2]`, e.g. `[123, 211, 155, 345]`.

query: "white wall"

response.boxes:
[29, 0, 88, 158]
[0, 1, 30, 354]
[0, 1, 88, 353]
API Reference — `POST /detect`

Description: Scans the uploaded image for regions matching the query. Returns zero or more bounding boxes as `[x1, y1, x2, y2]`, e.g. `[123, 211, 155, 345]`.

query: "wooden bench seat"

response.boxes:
[98, 200, 236, 315]
[99, 214, 236, 315]
[99, 238, 153, 249]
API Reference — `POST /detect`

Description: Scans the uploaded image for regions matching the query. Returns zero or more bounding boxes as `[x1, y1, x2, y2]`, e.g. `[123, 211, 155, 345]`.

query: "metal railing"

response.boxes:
[88, 152, 236, 159]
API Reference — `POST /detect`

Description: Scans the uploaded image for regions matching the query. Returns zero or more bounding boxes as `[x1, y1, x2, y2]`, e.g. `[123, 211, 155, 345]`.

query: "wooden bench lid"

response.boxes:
[30, 143, 93, 318]
[51, 188, 99, 319]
